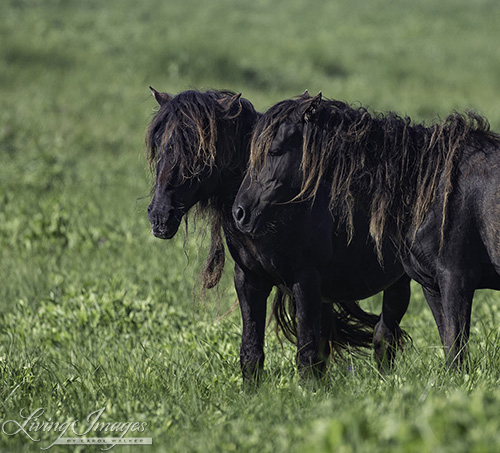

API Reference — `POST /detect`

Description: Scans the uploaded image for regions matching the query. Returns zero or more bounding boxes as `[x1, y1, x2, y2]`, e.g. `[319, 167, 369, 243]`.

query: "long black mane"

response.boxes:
[147, 89, 253, 179]
[147, 90, 257, 289]
[146, 91, 380, 355]
[251, 94, 499, 256]
[146, 91, 388, 352]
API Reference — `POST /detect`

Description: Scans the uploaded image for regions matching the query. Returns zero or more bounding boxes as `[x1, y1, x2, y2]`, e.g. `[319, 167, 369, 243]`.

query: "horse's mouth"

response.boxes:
[151, 227, 177, 240]
[235, 214, 266, 238]
[150, 216, 182, 240]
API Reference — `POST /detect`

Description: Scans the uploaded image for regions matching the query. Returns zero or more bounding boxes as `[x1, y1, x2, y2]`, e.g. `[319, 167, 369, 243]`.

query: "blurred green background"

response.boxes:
[2, 1, 500, 452]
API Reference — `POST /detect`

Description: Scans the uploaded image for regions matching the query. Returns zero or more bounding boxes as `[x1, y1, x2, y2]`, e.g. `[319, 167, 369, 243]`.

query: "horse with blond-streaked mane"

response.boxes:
[235, 91, 500, 367]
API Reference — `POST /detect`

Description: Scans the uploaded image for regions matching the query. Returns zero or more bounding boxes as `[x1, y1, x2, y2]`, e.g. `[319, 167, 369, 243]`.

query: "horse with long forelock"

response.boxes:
[238, 91, 500, 367]
[147, 88, 253, 290]
[146, 88, 400, 381]
[233, 92, 412, 373]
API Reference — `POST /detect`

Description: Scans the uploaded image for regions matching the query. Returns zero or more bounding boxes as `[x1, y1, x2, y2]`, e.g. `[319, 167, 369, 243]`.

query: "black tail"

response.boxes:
[270, 290, 387, 355]
[270, 290, 297, 344]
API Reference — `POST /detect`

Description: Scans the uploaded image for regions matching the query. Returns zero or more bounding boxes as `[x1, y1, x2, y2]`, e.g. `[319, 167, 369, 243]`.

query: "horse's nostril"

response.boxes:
[233, 205, 246, 223]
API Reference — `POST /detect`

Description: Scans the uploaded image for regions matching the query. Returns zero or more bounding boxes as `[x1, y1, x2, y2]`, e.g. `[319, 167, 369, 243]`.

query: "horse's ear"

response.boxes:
[228, 92, 242, 105]
[304, 92, 322, 122]
[149, 86, 172, 106]
[302, 89, 310, 98]
[218, 92, 243, 117]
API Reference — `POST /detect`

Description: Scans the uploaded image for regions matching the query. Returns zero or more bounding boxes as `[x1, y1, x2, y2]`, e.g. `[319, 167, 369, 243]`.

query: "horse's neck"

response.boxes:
[211, 128, 251, 222]
[221, 172, 244, 214]
[218, 140, 249, 205]
[210, 166, 245, 223]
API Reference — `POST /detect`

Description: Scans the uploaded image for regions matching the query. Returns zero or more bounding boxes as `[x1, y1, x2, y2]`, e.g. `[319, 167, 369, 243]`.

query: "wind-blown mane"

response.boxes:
[146, 90, 383, 356]
[251, 94, 498, 256]
[147, 89, 253, 178]
[147, 90, 257, 289]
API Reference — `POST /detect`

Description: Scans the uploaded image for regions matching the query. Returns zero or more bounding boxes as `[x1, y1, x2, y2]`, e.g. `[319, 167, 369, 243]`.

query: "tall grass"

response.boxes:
[2, 0, 500, 451]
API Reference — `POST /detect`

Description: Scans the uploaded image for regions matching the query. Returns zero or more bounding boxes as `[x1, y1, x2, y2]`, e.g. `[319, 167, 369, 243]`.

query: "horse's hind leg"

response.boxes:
[319, 303, 333, 363]
[373, 274, 411, 371]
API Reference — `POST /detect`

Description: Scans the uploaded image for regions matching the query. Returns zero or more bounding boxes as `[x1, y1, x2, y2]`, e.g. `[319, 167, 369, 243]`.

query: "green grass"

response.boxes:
[2, 0, 500, 451]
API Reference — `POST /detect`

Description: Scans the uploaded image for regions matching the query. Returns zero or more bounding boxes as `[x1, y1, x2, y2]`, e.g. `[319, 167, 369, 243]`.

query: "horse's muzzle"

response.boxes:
[148, 205, 181, 240]
[151, 223, 177, 239]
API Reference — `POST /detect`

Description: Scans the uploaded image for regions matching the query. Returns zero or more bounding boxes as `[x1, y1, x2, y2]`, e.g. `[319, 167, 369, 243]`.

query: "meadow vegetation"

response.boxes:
[1, 0, 500, 451]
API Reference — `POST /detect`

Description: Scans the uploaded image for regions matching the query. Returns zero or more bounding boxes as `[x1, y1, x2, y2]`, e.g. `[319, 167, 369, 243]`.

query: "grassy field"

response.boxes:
[2, 0, 500, 451]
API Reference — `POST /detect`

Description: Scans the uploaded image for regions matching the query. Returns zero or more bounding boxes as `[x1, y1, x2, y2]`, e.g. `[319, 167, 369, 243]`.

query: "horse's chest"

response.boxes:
[402, 244, 438, 290]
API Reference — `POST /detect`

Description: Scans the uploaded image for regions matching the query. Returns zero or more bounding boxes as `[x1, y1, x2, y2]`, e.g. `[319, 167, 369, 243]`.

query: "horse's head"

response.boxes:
[147, 88, 256, 239]
[233, 92, 322, 236]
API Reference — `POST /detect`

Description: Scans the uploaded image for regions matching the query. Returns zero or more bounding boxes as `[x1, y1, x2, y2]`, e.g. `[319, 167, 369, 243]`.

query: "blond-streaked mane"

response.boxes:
[250, 95, 497, 257]
[147, 91, 387, 353]
[147, 90, 249, 179]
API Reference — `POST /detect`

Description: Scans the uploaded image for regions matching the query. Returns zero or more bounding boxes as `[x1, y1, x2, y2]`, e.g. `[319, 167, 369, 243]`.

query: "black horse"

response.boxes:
[147, 89, 409, 380]
[233, 94, 412, 373]
[237, 91, 500, 367]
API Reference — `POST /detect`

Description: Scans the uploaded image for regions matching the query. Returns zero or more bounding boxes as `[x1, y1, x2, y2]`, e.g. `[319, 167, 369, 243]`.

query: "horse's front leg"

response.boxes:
[417, 212, 480, 367]
[293, 269, 324, 378]
[234, 264, 271, 383]
[435, 265, 478, 367]
[373, 274, 411, 371]
[421, 265, 477, 368]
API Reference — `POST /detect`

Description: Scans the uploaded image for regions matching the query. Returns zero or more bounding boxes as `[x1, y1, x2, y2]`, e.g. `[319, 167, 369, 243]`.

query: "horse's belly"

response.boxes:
[320, 264, 403, 301]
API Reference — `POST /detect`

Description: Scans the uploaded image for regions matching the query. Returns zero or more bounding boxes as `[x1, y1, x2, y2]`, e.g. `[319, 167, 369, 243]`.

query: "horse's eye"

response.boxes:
[268, 146, 285, 156]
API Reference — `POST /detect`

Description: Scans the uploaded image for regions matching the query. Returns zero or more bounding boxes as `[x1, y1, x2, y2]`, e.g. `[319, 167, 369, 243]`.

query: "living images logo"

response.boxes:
[2, 407, 152, 450]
